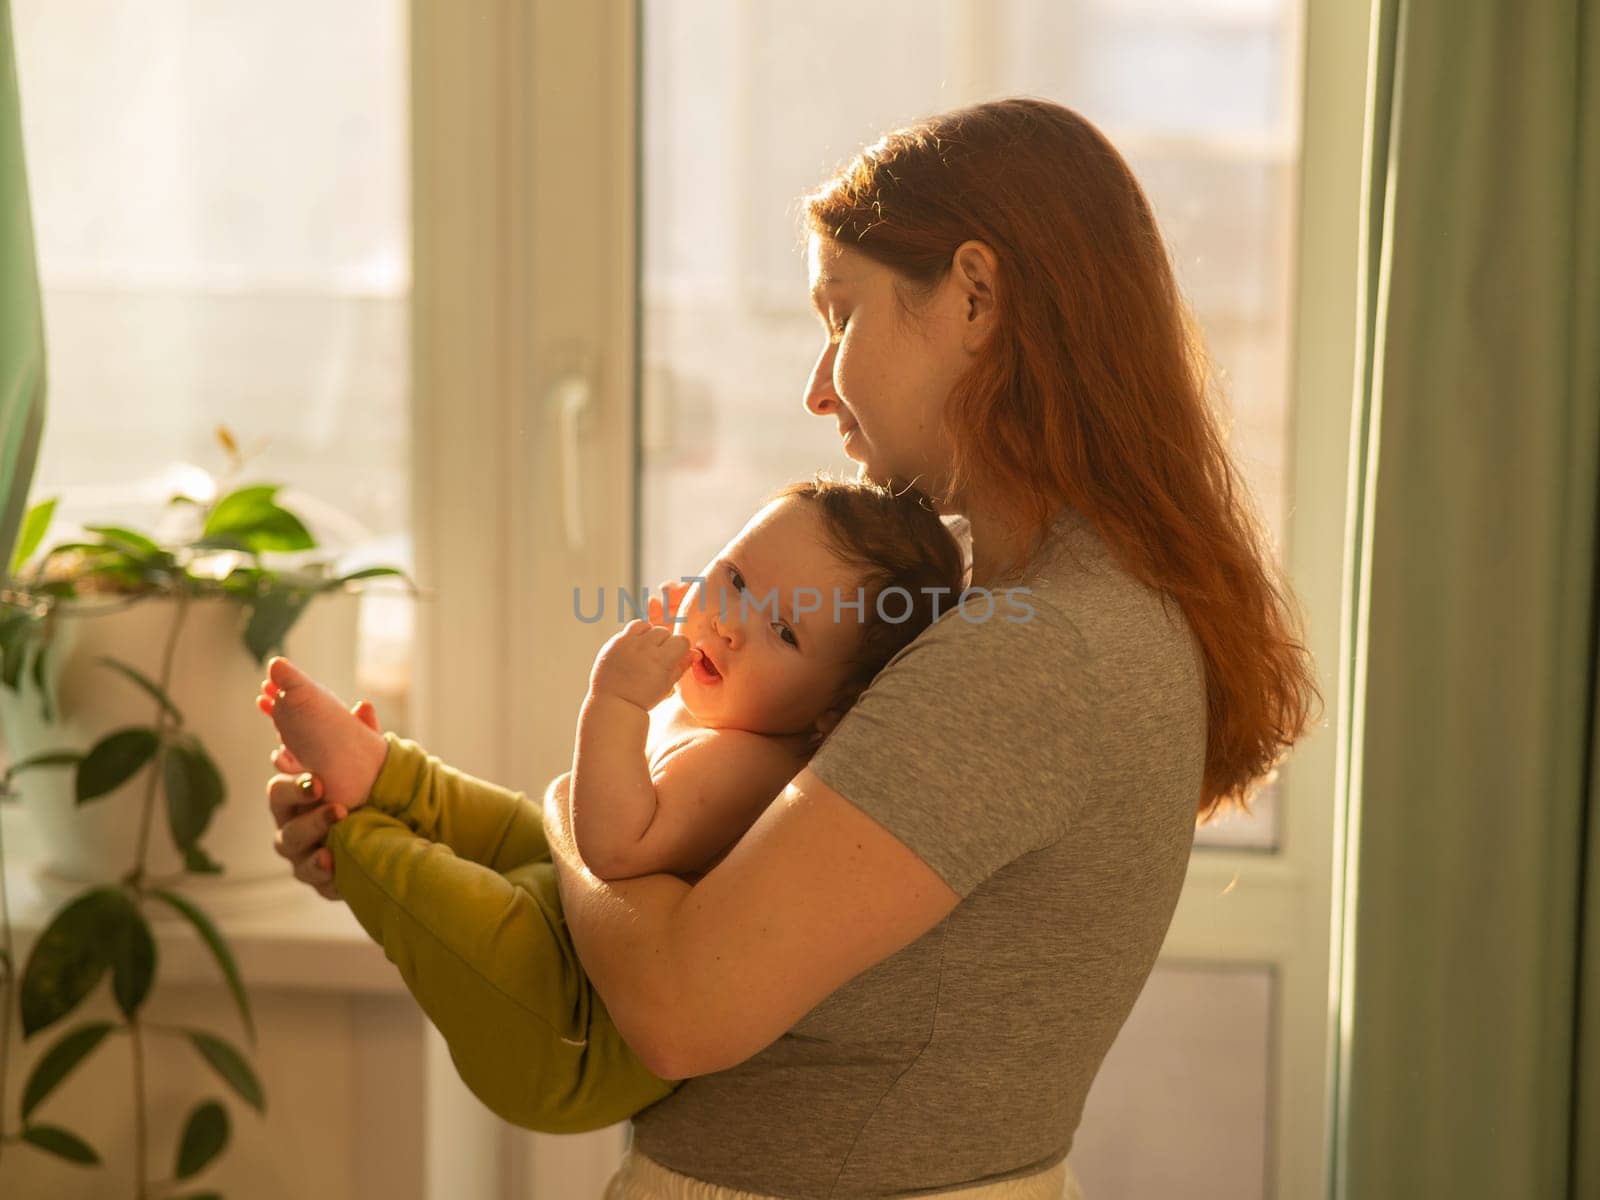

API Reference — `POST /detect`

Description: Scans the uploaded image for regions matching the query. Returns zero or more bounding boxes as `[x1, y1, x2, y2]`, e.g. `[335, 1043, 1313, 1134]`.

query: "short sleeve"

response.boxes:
[805, 599, 1099, 900]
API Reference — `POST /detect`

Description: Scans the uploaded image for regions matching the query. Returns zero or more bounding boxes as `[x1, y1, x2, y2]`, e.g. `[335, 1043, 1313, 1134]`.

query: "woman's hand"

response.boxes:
[267, 699, 382, 901]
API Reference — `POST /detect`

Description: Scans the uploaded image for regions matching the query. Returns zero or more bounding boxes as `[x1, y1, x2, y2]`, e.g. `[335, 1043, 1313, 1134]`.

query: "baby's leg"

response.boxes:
[328, 808, 676, 1132]
[259, 658, 390, 813]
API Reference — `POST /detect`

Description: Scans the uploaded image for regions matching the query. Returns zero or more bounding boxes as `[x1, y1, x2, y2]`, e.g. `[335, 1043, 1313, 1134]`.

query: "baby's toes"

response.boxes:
[267, 656, 311, 691]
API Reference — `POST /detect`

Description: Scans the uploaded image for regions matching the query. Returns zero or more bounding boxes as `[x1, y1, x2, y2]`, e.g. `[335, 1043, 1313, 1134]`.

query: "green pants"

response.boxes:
[325, 733, 681, 1133]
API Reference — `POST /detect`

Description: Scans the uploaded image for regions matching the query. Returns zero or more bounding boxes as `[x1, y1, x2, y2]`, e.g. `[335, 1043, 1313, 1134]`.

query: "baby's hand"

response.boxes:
[255, 656, 389, 812]
[646, 578, 691, 628]
[588, 619, 693, 712]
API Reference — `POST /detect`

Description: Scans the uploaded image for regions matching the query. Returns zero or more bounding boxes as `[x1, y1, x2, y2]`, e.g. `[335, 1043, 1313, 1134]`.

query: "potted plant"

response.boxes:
[0, 426, 415, 1192]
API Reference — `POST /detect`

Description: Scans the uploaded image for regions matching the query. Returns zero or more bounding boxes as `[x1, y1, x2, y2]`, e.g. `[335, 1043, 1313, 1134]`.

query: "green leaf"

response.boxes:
[149, 889, 255, 1045]
[21, 1022, 115, 1121]
[82, 524, 167, 561]
[0, 609, 33, 689]
[96, 656, 183, 723]
[186, 1031, 265, 1113]
[21, 1123, 101, 1165]
[183, 844, 225, 875]
[164, 741, 225, 851]
[188, 533, 254, 554]
[203, 485, 316, 554]
[337, 566, 412, 587]
[107, 895, 157, 1020]
[10, 497, 57, 575]
[30, 638, 54, 722]
[175, 1100, 230, 1179]
[77, 727, 161, 804]
[243, 587, 314, 665]
[8, 749, 82, 775]
[19, 889, 118, 1036]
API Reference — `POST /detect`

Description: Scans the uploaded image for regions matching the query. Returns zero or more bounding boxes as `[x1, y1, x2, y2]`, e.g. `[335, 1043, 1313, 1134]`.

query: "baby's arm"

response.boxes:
[573, 714, 803, 880]
[570, 693, 661, 875]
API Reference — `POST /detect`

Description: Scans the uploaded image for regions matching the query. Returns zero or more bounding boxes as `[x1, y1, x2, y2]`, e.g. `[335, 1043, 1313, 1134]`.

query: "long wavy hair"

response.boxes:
[803, 97, 1321, 822]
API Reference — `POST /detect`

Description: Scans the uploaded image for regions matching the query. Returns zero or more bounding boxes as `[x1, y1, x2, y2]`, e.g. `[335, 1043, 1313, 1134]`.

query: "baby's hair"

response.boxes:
[762, 473, 967, 750]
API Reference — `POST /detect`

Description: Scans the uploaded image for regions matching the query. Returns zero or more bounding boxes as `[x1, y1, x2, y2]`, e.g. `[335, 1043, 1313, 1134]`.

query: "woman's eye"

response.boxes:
[831, 315, 850, 340]
[773, 622, 799, 648]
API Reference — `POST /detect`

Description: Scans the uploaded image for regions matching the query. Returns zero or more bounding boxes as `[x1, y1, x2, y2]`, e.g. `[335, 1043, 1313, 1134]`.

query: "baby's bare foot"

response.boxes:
[258, 657, 388, 811]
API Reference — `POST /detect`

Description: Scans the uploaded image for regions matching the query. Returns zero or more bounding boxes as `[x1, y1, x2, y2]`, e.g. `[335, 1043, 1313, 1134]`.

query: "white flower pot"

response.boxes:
[0, 590, 359, 917]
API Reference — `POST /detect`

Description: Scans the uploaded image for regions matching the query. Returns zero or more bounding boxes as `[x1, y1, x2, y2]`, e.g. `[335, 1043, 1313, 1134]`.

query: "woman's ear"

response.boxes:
[950, 240, 1000, 352]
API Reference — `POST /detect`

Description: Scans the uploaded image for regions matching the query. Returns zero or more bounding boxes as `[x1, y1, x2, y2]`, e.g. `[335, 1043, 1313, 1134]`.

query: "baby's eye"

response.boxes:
[773, 622, 799, 648]
[729, 567, 746, 592]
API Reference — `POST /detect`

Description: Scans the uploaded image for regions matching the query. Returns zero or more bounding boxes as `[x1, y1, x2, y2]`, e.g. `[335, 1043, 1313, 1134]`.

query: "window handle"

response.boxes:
[551, 374, 591, 551]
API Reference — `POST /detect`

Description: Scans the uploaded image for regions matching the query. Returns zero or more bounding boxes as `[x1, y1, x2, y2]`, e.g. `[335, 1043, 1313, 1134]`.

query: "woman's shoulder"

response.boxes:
[882, 514, 1203, 713]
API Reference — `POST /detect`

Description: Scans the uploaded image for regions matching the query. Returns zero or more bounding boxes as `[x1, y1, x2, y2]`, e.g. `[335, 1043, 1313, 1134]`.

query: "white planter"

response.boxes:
[0, 590, 359, 917]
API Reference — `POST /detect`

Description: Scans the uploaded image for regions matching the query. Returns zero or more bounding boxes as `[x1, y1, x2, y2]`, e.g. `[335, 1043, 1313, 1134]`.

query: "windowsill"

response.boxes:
[1, 806, 407, 996]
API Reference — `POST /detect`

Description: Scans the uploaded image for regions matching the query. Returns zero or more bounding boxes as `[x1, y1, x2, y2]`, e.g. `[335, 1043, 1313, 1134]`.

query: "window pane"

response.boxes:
[1071, 963, 1273, 1198]
[12, 0, 412, 712]
[639, 0, 1298, 851]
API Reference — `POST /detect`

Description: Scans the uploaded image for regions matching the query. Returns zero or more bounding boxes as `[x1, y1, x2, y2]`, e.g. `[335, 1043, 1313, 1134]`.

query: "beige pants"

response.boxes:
[601, 1145, 1087, 1199]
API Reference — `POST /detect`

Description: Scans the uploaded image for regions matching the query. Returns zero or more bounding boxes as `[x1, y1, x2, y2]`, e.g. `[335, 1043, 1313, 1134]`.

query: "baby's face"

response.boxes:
[673, 497, 865, 737]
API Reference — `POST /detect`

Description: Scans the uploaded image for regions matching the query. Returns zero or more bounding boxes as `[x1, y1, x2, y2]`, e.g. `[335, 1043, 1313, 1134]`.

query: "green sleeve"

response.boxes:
[361, 732, 551, 868]
[323, 734, 681, 1131]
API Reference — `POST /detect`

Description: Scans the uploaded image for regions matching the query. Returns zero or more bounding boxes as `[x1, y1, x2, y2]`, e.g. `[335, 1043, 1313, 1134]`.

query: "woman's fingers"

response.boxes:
[273, 803, 342, 863]
[353, 699, 381, 731]
[267, 771, 320, 828]
[294, 849, 342, 901]
[266, 771, 345, 901]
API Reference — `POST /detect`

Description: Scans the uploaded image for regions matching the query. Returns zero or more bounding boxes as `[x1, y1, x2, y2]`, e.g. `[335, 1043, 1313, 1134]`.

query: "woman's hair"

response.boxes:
[802, 97, 1321, 822]
[763, 474, 966, 752]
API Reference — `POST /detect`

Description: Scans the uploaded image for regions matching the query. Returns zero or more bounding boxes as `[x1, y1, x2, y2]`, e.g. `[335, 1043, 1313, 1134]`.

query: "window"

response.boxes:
[13, 0, 412, 720]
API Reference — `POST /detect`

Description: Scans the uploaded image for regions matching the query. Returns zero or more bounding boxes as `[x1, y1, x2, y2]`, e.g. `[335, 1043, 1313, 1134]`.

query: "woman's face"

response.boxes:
[672, 497, 864, 738]
[802, 233, 976, 504]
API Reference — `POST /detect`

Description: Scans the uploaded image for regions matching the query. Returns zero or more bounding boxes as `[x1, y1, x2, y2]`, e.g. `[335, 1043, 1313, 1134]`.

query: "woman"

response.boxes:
[270, 98, 1319, 1198]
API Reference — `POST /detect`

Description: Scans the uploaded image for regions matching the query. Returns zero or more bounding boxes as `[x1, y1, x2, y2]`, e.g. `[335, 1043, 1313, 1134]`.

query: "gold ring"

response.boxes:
[296, 772, 317, 796]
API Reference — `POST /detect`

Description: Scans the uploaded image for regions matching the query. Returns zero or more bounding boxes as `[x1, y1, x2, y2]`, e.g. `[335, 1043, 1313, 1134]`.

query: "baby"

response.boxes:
[255, 474, 966, 1129]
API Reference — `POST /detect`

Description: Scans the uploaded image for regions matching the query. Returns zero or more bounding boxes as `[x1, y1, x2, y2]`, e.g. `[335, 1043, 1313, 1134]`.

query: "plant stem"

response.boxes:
[130, 1013, 147, 1200]
[130, 591, 189, 886]
[125, 590, 189, 1198]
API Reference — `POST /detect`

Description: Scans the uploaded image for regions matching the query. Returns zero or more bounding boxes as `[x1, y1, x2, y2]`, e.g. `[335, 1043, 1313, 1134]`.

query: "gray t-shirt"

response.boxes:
[629, 504, 1208, 1197]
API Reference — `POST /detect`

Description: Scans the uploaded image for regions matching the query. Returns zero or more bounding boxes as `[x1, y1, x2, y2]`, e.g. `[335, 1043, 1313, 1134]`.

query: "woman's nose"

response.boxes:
[803, 344, 839, 416]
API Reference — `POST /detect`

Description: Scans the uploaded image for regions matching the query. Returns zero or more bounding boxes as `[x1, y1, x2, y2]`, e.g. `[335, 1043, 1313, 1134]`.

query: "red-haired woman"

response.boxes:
[268, 98, 1320, 1198]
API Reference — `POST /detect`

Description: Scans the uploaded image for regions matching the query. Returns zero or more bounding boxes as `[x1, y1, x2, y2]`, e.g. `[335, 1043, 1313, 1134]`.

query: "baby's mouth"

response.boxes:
[691, 647, 722, 684]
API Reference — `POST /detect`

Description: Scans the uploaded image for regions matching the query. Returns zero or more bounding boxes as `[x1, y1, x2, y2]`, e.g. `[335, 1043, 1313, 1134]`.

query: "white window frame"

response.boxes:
[1157, 1, 1373, 1196]
[407, 0, 640, 1193]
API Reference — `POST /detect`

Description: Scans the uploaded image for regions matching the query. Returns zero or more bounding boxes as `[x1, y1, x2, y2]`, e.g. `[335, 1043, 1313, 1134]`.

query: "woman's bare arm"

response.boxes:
[542, 765, 961, 1079]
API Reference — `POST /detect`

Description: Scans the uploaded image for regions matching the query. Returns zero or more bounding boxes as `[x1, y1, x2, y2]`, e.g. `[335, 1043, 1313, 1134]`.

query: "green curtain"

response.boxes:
[1335, 0, 1600, 1197]
[0, 0, 44, 575]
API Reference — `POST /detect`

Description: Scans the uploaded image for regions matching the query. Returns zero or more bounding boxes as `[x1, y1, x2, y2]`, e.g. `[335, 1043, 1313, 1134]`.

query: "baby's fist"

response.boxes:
[589, 619, 694, 711]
